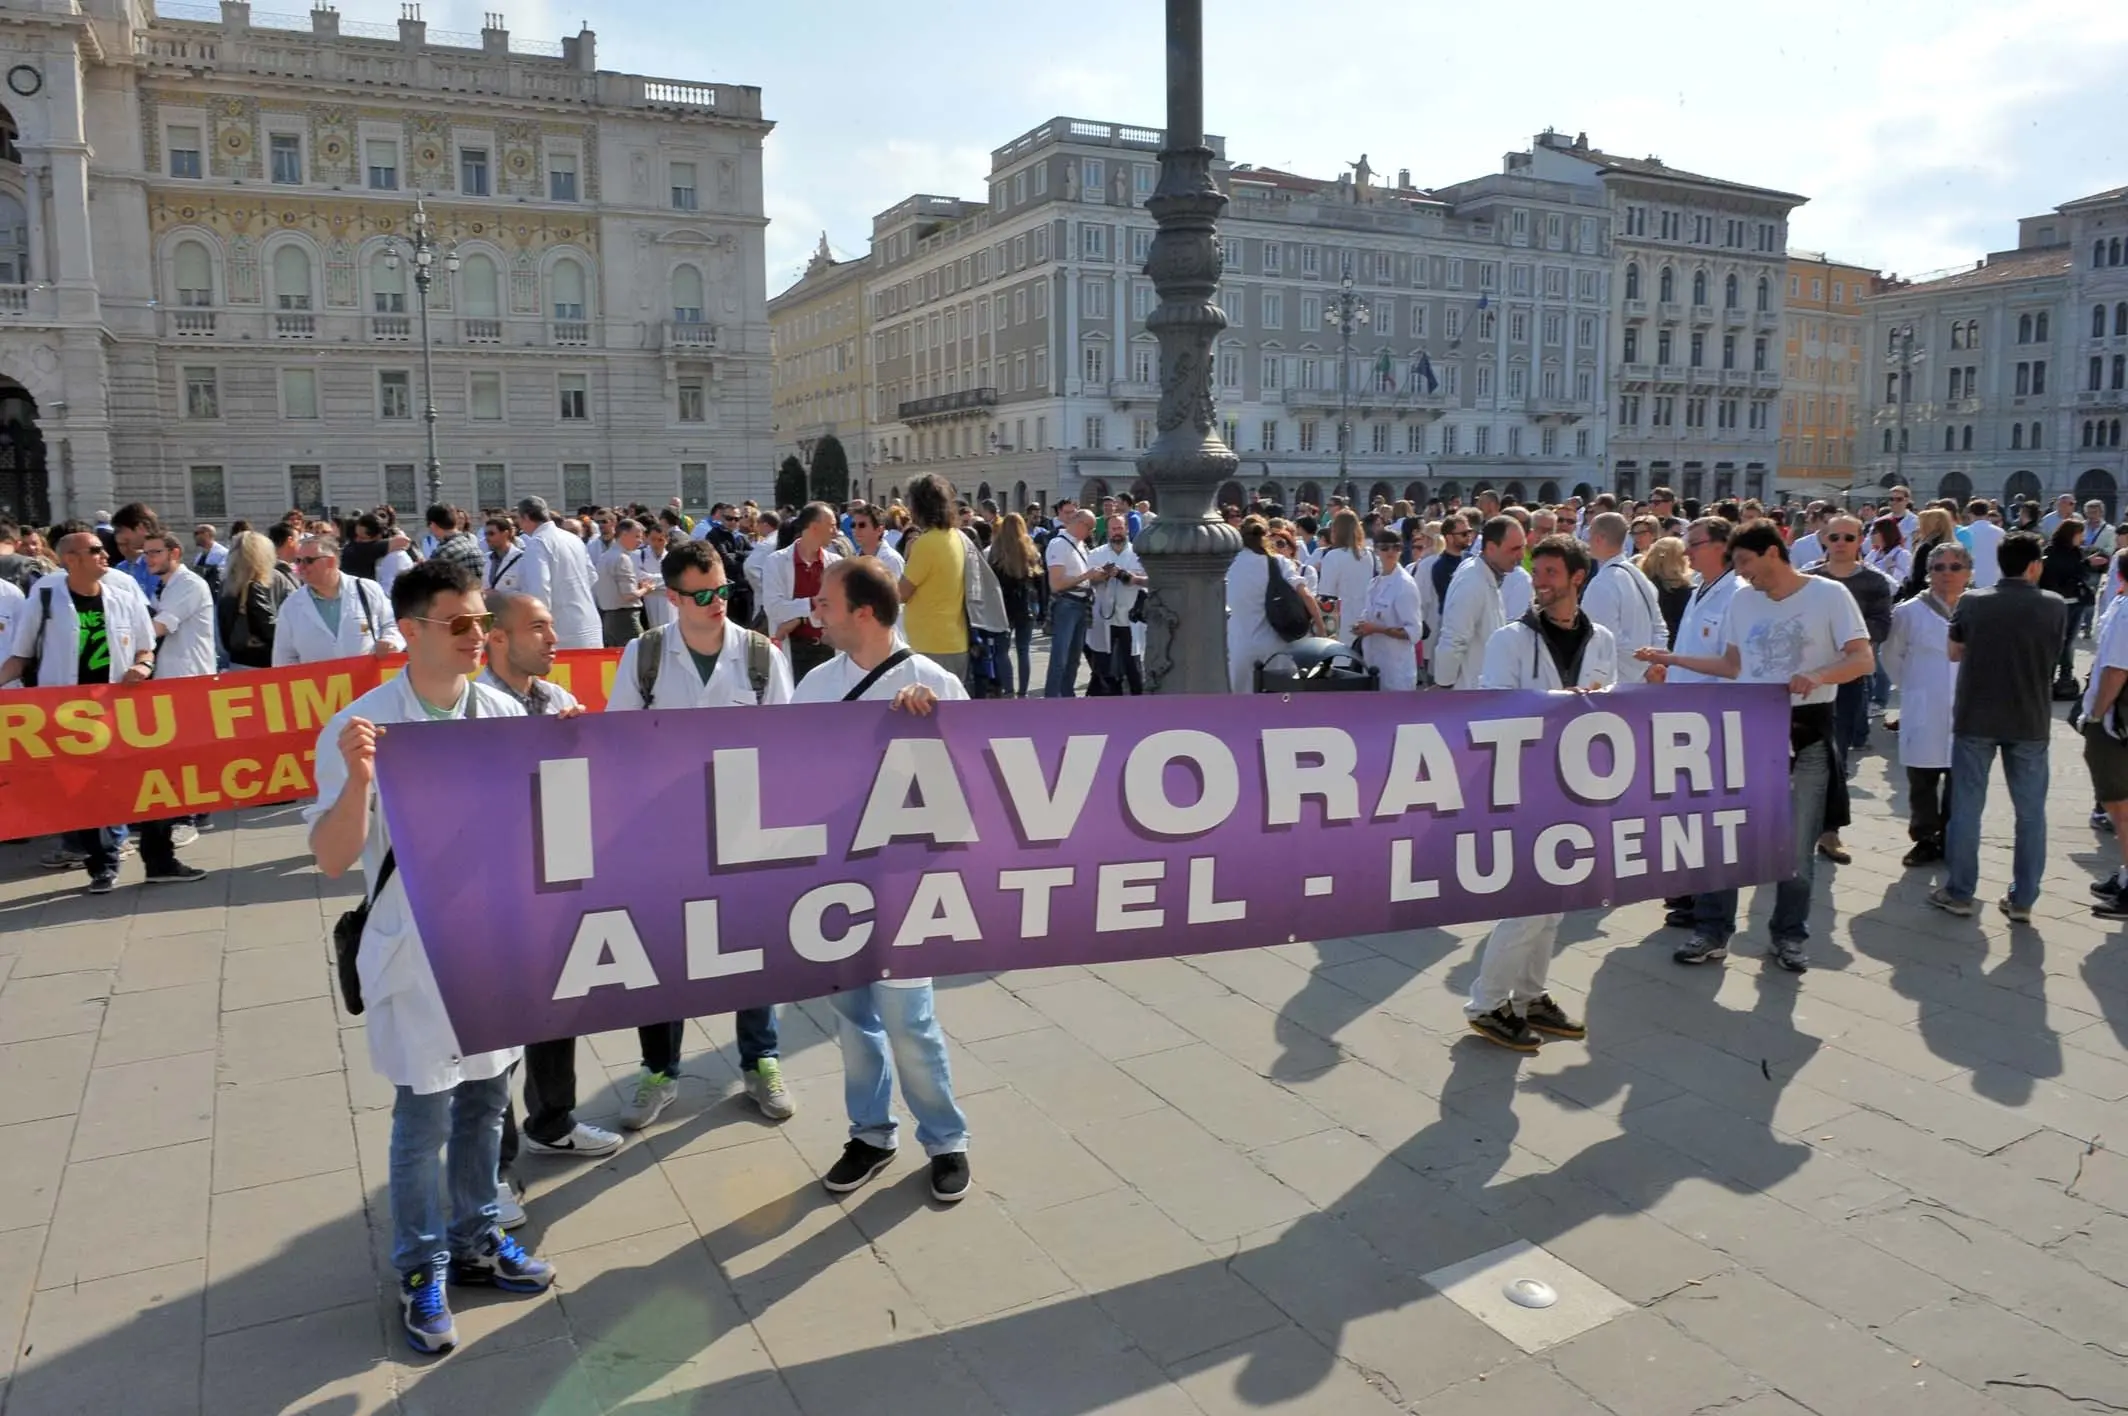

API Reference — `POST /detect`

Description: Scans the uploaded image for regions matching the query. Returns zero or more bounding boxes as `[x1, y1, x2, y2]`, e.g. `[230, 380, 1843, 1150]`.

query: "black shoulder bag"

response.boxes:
[330, 688, 478, 1014]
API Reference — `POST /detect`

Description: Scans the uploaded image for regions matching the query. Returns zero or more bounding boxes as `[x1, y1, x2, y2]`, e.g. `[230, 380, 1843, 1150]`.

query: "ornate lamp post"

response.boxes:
[382, 197, 459, 507]
[1135, 0, 1241, 695]
[1325, 272, 1370, 500]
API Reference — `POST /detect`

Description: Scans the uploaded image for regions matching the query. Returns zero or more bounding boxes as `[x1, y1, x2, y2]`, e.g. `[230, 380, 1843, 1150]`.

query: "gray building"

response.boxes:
[1858, 184, 2128, 515]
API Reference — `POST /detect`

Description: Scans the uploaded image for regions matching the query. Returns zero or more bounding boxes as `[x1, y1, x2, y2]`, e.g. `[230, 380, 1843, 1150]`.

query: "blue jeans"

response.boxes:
[640, 1006, 778, 1077]
[1693, 738, 1833, 946]
[1045, 595, 1091, 698]
[1834, 678, 1872, 762]
[827, 984, 969, 1157]
[390, 1073, 510, 1275]
[1009, 620, 1034, 697]
[1944, 735, 2050, 907]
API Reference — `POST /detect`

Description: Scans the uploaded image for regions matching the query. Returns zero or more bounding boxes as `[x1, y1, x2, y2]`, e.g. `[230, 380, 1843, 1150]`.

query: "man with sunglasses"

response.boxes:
[308, 559, 553, 1355]
[273, 535, 404, 666]
[606, 538, 797, 1131]
[1417, 513, 1473, 655]
[1883, 544, 1969, 868]
[849, 503, 905, 580]
[766, 502, 845, 683]
[1434, 515, 1525, 690]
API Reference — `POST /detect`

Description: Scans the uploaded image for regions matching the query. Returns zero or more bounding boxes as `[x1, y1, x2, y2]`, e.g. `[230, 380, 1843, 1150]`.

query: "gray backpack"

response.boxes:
[634, 624, 772, 705]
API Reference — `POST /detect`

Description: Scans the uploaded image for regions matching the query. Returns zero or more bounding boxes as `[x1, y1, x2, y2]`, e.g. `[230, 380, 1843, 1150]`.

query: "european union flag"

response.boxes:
[1414, 352, 1439, 394]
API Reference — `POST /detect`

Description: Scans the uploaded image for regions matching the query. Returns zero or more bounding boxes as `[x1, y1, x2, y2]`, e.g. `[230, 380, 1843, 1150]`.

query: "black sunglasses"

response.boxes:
[678, 584, 736, 606]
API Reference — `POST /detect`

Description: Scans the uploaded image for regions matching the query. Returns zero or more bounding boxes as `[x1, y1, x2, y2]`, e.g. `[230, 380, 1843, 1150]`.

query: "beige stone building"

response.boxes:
[0, 0, 773, 527]
[1778, 252, 1881, 499]
[767, 232, 866, 488]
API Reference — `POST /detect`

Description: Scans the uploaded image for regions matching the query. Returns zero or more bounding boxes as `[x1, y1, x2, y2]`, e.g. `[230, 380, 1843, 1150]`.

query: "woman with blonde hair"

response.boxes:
[1638, 535, 1694, 645]
[1226, 515, 1324, 693]
[1314, 507, 1377, 642]
[988, 512, 1044, 697]
[215, 530, 289, 668]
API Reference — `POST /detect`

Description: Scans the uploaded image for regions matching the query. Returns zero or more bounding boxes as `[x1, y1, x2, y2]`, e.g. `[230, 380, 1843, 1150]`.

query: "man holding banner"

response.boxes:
[1463, 534, 1615, 1050]
[306, 559, 555, 1355]
[792, 557, 974, 1203]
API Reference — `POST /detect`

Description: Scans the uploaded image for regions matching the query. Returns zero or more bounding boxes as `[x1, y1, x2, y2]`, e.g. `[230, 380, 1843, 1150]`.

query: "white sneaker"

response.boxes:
[495, 1182, 527, 1230]
[521, 1121, 623, 1158]
[618, 1071, 679, 1131]
[744, 1059, 795, 1121]
[170, 822, 200, 848]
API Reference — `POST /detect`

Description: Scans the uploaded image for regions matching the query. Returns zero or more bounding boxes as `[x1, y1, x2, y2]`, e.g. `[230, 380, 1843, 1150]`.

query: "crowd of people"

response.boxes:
[3, 472, 2121, 1354]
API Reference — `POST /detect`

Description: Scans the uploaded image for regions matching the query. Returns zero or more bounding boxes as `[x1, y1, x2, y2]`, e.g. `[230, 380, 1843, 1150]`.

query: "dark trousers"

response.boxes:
[601, 607, 645, 647]
[788, 637, 834, 683]
[1907, 766, 1952, 848]
[2057, 610, 2084, 686]
[1008, 620, 1034, 697]
[1833, 678, 1871, 765]
[1087, 627, 1142, 696]
[68, 821, 174, 876]
[645, 1006, 780, 1078]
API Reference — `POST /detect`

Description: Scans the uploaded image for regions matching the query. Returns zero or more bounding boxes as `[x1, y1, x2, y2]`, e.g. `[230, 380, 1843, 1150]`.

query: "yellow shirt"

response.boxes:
[901, 527, 968, 655]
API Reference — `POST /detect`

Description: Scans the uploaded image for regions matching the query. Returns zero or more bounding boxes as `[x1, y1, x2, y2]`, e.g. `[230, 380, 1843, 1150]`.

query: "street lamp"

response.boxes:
[382, 196, 459, 508]
[1324, 272, 1370, 498]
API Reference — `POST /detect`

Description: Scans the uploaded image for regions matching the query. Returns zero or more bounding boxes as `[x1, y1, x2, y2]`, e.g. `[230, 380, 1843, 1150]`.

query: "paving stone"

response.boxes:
[204, 1168, 373, 1335]
[967, 1026, 1167, 1130]
[1168, 1324, 1407, 1414]
[1119, 1041, 1336, 1148]
[514, 1133, 691, 1258]
[9, 927, 128, 979]
[1880, 1294, 2128, 1416]
[1011, 973, 1200, 1062]
[93, 981, 220, 1068]
[216, 995, 344, 1082]
[1426, 1358, 1616, 1416]
[110, 931, 225, 995]
[951, 1294, 1201, 1416]
[0, 1117, 75, 1233]
[41, 1139, 212, 1288]
[9, 1259, 203, 1416]
[0, 1224, 43, 1385]
[0, 971, 109, 1044]
[1075, 1108, 1313, 1244]
[549, 1223, 773, 1385]
[210, 1068, 357, 1192]
[400, 1335, 604, 1416]
[855, 1188, 1075, 1327]
[953, 1084, 1123, 1212]
[1810, 1109, 2100, 1246]
[219, 940, 328, 1012]
[1548, 1308, 1765, 1415]
[665, 1132, 868, 1285]
[70, 1049, 216, 1161]
[932, 976, 1051, 1044]
[201, 1300, 394, 1415]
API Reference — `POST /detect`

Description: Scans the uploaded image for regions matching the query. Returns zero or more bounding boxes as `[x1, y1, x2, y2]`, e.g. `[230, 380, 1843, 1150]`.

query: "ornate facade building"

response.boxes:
[1778, 252, 1883, 500]
[0, 0, 771, 527]
[766, 232, 866, 480]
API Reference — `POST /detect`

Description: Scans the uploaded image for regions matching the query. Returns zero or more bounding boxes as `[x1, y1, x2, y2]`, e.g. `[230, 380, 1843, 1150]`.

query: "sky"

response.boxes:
[416, 0, 2128, 296]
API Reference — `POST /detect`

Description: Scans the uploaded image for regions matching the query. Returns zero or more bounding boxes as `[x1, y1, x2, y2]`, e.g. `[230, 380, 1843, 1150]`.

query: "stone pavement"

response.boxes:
[2, 693, 2126, 1415]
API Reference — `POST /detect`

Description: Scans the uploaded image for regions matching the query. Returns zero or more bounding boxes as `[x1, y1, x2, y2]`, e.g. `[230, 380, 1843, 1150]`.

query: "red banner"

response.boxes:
[1, 648, 623, 837]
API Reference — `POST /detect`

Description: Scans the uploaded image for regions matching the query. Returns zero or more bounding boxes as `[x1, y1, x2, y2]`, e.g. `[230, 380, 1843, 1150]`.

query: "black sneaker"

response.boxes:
[2090, 875, 2127, 902]
[1674, 934, 1729, 966]
[1663, 908, 1697, 929]
[144, 863, 208, 884]
[1769, 937, 1810, 974]
[822, 1139, 896, 1194]
[86, 872, 117, 895]
[1466, 1004, 1540, 1053]
[1901, 842, 1943, 868]
[2095, 894, 2128, 921]
[1523, 994, 1586, 1041]
[928, 1152, 972, 1203]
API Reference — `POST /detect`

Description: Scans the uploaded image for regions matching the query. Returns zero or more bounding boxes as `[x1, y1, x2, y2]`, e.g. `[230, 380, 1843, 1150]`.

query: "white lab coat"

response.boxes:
[1480, 614, 1619, 692]
[1881, 595, 1959, 770]
[487, 541, 526, 592]
[0, 579, 22, 686]
[1581, 552, 1668, 684]
[744, 540, 778, 616]
[1666, 571, 1740, 685]
[1434, 555, 1510, 691]
[517, 523, 601, 649]
[760, 544, 844, 639]
[150, 564, 219, 680]
[1224, 549, 1306, 695]
[1499, 565, 1534, 623]
[608, 621, 796, 711]
[1088, 541, 1146, 647]
[306, 676, 525, 1093]
[1414, 553, 1446, 639]
[1314, 546, 1378, 643]
[8, 570, 155, 685]
[272, 575, 401, 666]
[1354, 567, 1423, 691]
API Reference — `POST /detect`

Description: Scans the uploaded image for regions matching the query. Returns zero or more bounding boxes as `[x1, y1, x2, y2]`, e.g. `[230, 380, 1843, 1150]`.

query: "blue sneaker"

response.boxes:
[400, 1260, 457, 1354]
[450, 1230, 555, 1294]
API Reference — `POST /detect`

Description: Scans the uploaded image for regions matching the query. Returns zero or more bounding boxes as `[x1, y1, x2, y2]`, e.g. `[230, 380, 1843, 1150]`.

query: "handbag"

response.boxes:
[1262, 555, 1311, 641]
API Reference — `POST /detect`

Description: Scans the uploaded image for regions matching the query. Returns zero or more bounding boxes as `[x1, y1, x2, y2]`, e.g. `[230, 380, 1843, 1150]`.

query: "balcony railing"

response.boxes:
[1622, 299, 1648, 319]
[1621, 362, 1654, 383]
[273, 312, 316, 339]
[0, 285, 27, 315]
[370, 314, 411, 341]
[171, 310, 217, 336]
[1723, 307, 1747, 326]
[663, 320, 717, 350]
[898, 387, 998, 422]
[1690, 304, 1714, 325]
[1106, 380, 1161, 404]
[1753, 370, 1782, 389]
[1658, 302, 1684, 322]
[463, 318, 502, 343]
[551, 320, 590, 346]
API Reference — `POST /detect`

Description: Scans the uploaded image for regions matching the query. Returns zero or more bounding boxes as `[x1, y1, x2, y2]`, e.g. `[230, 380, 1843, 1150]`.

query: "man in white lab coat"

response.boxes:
[1432, 514, 1525, 690]
[512, 497, 601, 649]
[1580, 511, 1667, 683]
[273, 535, 403, 666]
[1882, 541, 1968, 867]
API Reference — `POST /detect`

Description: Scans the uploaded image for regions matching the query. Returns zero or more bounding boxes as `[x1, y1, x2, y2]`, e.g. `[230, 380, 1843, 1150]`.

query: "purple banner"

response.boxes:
[375, 685, 1795, 1054]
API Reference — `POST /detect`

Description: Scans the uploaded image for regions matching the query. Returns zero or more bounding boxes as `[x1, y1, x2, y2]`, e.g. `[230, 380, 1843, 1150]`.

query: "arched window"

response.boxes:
[1624, 263, 1640, 300]
[1951, 323, 1964, 350]
[2087, 421, 2098, 449]
[2114, 419, 2124, 448]
[2097, 305, 2110, 339]
[172, 239, 214, 307]
[2036, 312, 2050, 341]
[1882, 428, 1894, 453]
[2101, 240, 2111, 270]
[2011, 423, 2024, 450]
[671, 265, 704, 323]
[2116, 302, 2127, 336]
[1691, 270, 1707, 305]
[1944, 426, 1956, 452]
[2030, 421, 2043, 450]
[1755, 276, 1770, 312]
[2114, 354, 2125, 389]
[270, 244, 312, 311]
[1965, 319, 1979, 347]
[1723, 273, 1738, 309]
[0, 192, 23, 284]
[370, 250, 405, 314]
[1658, 266, 1675, 302]
[550, 257, 586, 320]
[2114, 237, 2124, 267]
[1962, 425, 1973, 451]
[459, 253, 500, 318]
[2018, 313, 2033, 343]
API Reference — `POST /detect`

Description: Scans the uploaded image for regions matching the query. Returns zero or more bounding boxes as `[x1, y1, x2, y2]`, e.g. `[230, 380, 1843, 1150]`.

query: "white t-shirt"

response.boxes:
[1790, 532, 1823, 569]
[1963, 519, 2005, 589]
[1044, 533, 1091, 594]
[791, 649, 970, 705]
[374, 549, 415, 598]
[1717, 576, 1869, 706]
[2082, 598, 2128, 722]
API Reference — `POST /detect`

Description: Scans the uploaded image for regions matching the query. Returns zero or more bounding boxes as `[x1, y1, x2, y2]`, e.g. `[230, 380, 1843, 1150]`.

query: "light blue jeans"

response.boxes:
[1045, 595, 1091, 698]
[390, 1073, 509, 1275]
[1692, 739, 1833, 946]
[1944, 735, 2051, 907]
[827, 984, 970, 1157]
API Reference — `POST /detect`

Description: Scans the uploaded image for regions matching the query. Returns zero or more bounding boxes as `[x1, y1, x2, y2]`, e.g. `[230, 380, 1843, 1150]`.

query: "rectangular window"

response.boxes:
[1411, 304, 1429, 338]
[1576, 429, 1590, 457]
[677, 379, 705, 422]
[2032, 360, 2047, 395]
[1541, 426, 1558, 456]
[1302, 245, 1320, 277]
[1132, 416, 1153, 450]
[1260, 419, 1279, 452]
[474, 463, 507, 507]
[281, 368, 317, 419]
[384, 464, 418, 509]
[1478, 262, 1499, 291]
[1262, 291, 1283, 329]
[549, 153, 579, 202]
[676, 461, 709, 508]
[188, 465, 227, 519]
[378, 370, 411, 420]
[1375, 301, 1393, 336]
[558, 374, 589, 421]
[1083, 416, 1104, 449]
[1081, 224, 1108, 260]
[1261, 354, 1281, 389]
[1262, 243, 1282, 275]
[1300, 295, 1321, 328]
[670, 161, 698, 210]
[1441, 424, 1458, 455]
[366, 138, 398, 190]
[460, 147, 489, 197]
[183, 366, 218, 419]
[469, 371, 503, 421]
[1083, 277, 1109, 319]
[1474, 426, 1491, 455]
[269, 133, 302, 185]
[169, 125, 203, 179]
[1082, 343, 1106, 385]
[1081, 158, 1104, 198]
[290, 464, 325, 517]
[1299, 420, 1318, 452]
[1371, 423, 1391, 454]
[1476, 365, 1493, 396]
[1507, 426, 1522, 455]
